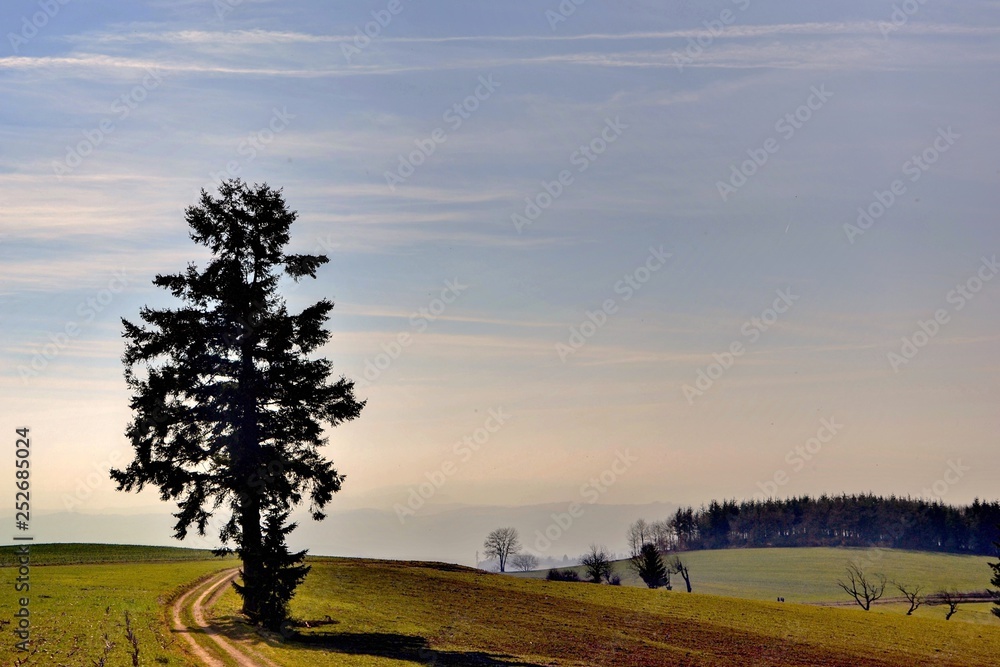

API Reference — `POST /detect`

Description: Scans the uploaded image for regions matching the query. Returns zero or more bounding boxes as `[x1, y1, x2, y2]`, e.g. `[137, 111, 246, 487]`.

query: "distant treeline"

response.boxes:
[636, 495, 1000, 556]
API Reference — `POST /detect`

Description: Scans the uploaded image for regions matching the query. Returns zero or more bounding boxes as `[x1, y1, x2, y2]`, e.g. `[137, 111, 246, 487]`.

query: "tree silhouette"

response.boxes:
[483, 527, 521, 573]
[581, 544, 613, 584]
[111, 179, 364, 629]
[990, 528, 1000, 619]
[932, 590, 962, 620]
[627, 495, 1000, 555]
[630, 543, 668, 589]
[892, 581, 925, 616]
[669, 556, 692, 592]
[510, 553, 540, 572]
[836, 563, 886, 611]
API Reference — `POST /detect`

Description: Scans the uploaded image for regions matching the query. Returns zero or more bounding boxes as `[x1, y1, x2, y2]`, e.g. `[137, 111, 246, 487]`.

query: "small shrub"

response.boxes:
[609, 574, 622, 586]
[546, 569, 581, 582]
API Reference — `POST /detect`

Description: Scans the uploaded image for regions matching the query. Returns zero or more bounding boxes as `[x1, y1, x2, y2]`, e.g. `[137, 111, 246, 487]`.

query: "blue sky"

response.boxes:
[2, 1, 999, 527]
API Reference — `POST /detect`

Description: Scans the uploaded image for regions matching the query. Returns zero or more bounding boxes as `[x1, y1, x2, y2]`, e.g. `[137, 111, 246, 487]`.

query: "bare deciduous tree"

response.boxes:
[627, 519, 650, 558]
[669, 556, 692, 592]
[651, 519, 675, 553]
[932, 590, 962, 620]
[836, 563, 886, 611]
[581, 544, 613, 584]
[892, 581, 925, 615]
[510, 552, 540, 572]
[483, 527, 521, 573]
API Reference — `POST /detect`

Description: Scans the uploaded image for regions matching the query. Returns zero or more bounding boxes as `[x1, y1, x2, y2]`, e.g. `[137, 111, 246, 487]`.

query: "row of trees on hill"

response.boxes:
[838, 562, 995, 620]
[630, 495, 1000, 555]
[483, 527, 695, 592]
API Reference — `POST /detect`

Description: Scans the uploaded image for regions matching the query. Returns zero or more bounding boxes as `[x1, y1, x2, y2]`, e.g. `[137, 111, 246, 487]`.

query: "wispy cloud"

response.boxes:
[3, 2, 999, 514]
[72, 23, 1000, 47]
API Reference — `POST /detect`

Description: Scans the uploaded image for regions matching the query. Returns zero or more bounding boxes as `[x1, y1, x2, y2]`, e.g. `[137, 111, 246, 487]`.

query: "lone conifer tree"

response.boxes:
[111, 179, 364, 629]
[630, 543, 668, 589]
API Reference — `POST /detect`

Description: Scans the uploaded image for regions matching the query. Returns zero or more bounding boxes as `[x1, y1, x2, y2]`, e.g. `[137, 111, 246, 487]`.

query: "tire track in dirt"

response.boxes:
[171, 567, 280, 667]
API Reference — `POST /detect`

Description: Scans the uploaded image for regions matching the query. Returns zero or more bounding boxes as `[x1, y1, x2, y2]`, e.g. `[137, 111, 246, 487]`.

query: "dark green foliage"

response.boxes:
[233, 508, 311, 626]
[111, 179, 364, 630]
[545, 569, 581, 582]
[663, 494, 1000, 555]
[631, 543, 668, 589]
[990, 529, 1000, 619]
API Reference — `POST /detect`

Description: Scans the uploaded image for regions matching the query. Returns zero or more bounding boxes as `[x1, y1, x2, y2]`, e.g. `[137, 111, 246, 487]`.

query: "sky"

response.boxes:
[2, 1, 999, 553]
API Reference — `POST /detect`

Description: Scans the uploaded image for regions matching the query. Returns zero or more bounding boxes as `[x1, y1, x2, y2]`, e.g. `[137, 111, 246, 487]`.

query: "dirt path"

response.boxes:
[170, 567, 281, 667]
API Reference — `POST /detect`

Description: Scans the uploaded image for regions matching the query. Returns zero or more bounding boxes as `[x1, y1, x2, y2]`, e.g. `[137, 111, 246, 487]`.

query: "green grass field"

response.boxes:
[652, 547, 992, 602]
[0, 542, 217, 566]
[0, 544, 235, 666]
[515, 546, 998, 621]
[2, 544, 998, 666]
[210, 556, 1000, 666]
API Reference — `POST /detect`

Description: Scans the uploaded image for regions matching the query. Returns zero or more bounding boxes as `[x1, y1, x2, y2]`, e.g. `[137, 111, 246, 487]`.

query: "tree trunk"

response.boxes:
[240, 495, 263, 617]
[238, 315, 264, 619]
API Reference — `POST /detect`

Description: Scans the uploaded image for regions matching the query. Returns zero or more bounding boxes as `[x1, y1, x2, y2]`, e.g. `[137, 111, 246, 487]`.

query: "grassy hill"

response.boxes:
[516, 546, 999, 624]
[0, 542, 217, 566]
[2, 544, 998, 666]
[210, 556, 1000, 666]
[517, 546, 993, 598]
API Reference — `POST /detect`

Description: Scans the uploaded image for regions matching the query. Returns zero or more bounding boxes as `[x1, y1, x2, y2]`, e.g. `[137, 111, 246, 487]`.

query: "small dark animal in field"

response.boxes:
[777, 597, 785, 602]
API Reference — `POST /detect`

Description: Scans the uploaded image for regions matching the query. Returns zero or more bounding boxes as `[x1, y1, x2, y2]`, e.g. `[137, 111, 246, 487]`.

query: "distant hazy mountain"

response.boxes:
[3, 501, 677, 566]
